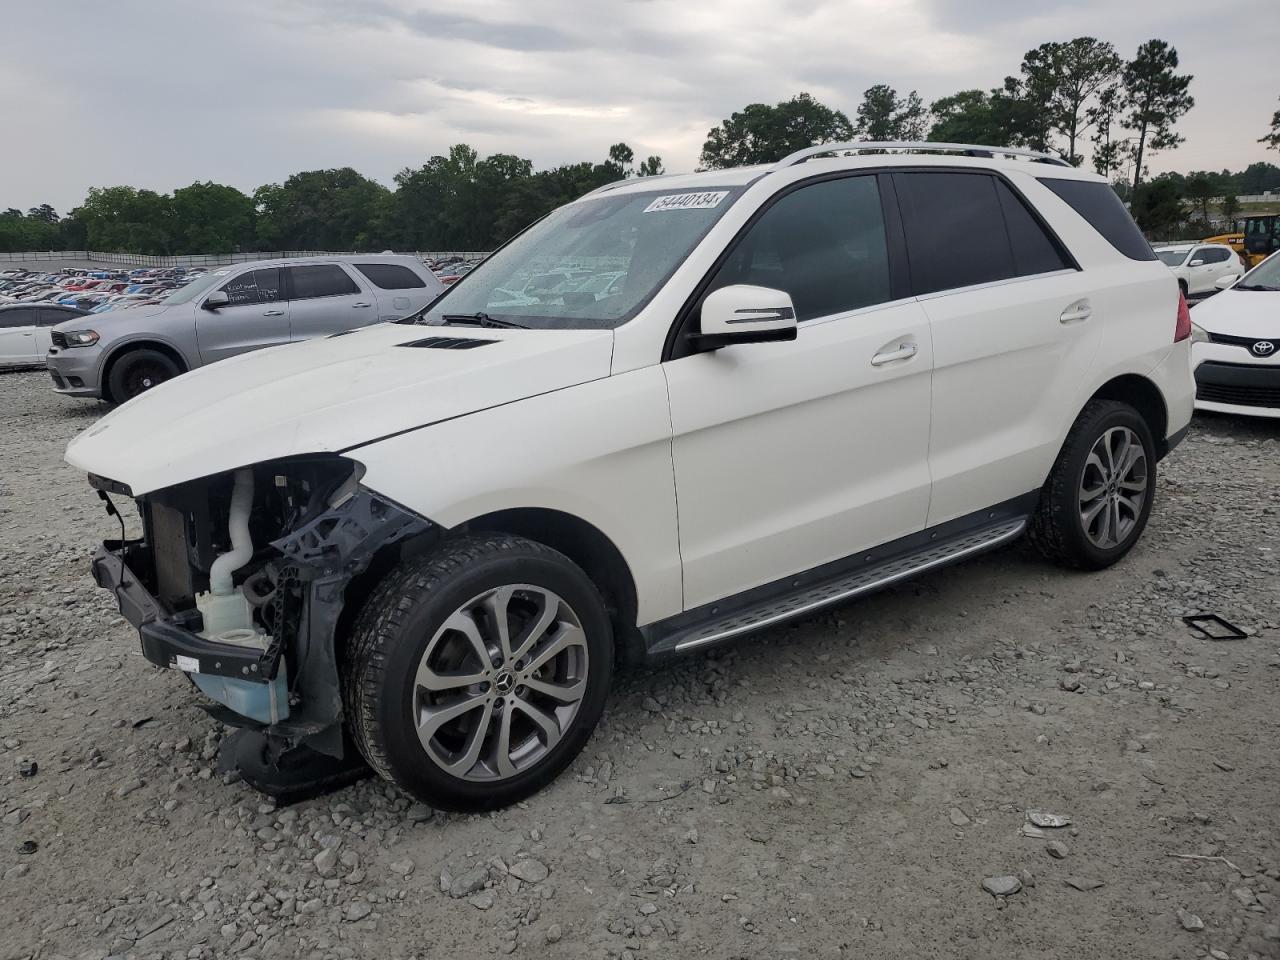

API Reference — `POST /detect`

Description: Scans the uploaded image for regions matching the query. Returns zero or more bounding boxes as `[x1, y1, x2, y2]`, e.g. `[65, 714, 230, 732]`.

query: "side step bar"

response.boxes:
[647, 515, 1027, 656]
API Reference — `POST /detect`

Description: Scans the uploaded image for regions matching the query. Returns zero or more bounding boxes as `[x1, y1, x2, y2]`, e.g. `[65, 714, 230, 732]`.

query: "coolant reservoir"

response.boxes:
[191, 586, 289, 724]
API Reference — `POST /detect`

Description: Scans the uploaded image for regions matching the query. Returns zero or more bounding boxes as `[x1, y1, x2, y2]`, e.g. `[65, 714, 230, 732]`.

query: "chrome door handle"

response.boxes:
[263, 309, 285, 316]
[1060, 299, 1092, 324]
[352, 302, 372, 308]
[871, 342, 918, 366]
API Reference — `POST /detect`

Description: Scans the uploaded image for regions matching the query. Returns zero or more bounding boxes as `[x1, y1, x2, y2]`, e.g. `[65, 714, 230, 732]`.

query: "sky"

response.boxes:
[4, 0, 1279, 214]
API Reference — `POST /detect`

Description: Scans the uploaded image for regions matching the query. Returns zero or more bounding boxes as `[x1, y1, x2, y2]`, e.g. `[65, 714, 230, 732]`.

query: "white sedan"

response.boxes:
[0, 303, 91, 368]
[1155, 243, 1244, 297]
[1190, 251, 1280, 418]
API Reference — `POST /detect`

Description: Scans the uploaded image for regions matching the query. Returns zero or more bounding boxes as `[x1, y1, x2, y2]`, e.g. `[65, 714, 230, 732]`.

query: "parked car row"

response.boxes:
[424, 255, 485, 285]
[0, 265, 206, 315]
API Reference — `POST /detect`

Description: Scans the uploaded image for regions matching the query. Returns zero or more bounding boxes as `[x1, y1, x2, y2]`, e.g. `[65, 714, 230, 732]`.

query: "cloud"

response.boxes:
[1, 0, 1276, 213]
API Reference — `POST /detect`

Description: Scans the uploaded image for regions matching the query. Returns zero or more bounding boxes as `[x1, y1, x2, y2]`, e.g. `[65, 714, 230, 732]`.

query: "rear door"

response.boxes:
[350, 261, 444, 320]
[894, 169, 1101, 527]
[196, 267, 290, 365]
[0, 307, 40, 365]
[283, 263, 372, 341]
[1190, 246, 1234, 293]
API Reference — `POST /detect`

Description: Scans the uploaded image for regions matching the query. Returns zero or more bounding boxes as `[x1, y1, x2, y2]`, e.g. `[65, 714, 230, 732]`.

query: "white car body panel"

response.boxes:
[65, 324, 615, 495]
[663, 298, 933, 608]
[1155, 243, 1244, 295]
[1189, 284, 1280, 418]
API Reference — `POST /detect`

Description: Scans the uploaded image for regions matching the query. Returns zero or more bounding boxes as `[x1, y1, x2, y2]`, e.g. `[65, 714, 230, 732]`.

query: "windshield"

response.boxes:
[1156, 249, 1189, 266]
[160, 268, 230, 305]
[1238, 251, 1280, 290]
[422, 187, 742, 330]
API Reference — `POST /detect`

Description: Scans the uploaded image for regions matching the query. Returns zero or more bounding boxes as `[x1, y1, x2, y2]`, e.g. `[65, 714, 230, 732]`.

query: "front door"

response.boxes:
[195, 266, 290, 365]
[0, 307, 40, 365]
[283, 263, 372, 342]
[664, 173, 934, 609]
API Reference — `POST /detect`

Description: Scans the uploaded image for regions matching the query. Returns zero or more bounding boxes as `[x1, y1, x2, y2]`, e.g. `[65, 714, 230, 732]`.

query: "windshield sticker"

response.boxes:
[644, 191, 729, 213]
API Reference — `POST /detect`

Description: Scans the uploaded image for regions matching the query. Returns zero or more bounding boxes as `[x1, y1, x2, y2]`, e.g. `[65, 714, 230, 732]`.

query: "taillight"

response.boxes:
[1174, 290, 1191, 342]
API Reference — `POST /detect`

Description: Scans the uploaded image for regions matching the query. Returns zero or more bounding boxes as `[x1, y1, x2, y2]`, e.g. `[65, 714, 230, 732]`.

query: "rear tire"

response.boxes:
[343, 535, 613, 811]
[1029, 400, 1157, 570]
[107, 348, 180, 403]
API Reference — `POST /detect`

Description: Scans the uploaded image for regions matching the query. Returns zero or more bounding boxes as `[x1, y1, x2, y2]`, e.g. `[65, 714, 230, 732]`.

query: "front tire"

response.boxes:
[343, 535, 614, 811]
[107, 348, 180, 403]
[1029, 400, 1157, 570]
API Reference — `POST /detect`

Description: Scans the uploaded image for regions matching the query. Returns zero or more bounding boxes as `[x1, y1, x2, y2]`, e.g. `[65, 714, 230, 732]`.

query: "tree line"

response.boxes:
[4, 36, 1280, 256]
[0, 143, 663, 256]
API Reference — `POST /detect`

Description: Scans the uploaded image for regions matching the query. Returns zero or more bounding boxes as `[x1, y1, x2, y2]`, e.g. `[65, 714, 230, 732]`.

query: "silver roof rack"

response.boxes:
[581, 171, 684, 199]
[777, 141, 1071, 168]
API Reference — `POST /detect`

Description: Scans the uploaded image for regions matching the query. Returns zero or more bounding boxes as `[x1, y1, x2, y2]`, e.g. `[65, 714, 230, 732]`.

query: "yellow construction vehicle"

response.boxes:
[1203, 214, 1280, 269]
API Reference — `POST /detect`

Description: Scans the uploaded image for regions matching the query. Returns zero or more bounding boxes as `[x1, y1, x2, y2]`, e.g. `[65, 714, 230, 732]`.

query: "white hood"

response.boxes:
[66, 323, 615, 495]
[1191, 288, 1280, 338]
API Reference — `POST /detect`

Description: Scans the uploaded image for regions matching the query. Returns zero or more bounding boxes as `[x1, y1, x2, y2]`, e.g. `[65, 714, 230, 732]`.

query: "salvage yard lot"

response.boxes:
[2, 369, 1279, 960]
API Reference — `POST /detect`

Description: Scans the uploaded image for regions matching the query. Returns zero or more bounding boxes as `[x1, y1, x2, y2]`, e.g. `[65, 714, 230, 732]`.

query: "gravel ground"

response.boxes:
[2, 368, 1279, 960]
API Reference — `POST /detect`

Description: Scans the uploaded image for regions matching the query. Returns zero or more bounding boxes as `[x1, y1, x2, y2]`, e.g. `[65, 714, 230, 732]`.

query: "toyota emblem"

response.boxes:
[1252, 340, 1276, 357]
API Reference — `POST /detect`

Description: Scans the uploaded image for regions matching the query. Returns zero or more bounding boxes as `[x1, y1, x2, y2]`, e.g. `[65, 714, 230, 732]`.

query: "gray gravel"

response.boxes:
[2, 368, 1279, 959]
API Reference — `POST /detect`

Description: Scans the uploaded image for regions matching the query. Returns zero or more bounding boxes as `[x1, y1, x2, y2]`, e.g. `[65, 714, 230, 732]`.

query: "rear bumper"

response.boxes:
[92, 542, 277, 681]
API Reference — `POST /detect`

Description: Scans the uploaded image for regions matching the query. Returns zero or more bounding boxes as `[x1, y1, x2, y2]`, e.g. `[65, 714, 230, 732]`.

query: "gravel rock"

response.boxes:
[981, 876, 1022, 897]
[1176, 908, 1204, 932]
[508, 859, 549, 884]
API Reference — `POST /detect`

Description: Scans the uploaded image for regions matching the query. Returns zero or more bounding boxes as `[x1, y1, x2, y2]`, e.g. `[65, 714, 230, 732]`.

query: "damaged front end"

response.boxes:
[89, 455, 433, 760]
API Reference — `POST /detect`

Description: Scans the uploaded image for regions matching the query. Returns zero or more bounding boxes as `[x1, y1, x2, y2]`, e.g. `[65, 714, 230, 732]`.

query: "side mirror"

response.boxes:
[691, 284, 798, 350]
[203, 290, 229, 310]
[1214, 275, 1237, 291]
[1188, 259, 1204, 267]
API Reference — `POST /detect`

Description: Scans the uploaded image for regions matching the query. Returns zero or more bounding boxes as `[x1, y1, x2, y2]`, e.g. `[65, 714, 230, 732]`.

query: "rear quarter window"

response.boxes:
[1037, 178, 1156, 262]
[354, 262, 428, 290]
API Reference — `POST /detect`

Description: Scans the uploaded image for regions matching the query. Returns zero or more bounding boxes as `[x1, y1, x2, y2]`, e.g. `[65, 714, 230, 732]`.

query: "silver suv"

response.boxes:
[46, 255, 444, 402]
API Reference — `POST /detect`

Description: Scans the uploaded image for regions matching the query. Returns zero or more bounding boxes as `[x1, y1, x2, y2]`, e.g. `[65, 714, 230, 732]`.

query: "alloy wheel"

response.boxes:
[1078, 426, 1148, 550]
[412, 585, 589, 782]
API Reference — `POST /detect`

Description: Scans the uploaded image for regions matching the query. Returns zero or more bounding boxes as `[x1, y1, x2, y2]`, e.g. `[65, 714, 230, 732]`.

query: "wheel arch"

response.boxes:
[459, 507, 643, 665]
[100, 339, 190, 403]
[1087, 373, 1170, 457]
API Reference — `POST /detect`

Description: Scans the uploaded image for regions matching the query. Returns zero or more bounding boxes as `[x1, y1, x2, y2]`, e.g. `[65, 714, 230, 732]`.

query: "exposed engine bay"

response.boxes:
[90, 455, 432, 758]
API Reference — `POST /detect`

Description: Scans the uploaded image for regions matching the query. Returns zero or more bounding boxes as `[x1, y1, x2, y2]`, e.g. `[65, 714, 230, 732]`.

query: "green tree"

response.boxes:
[26, 204, 59, 223]
[1261, 96, 1280, 150]
[1121, 39, 1194, 197]
[700, 93, 854, 169]
[71, 186, 176, 253]
[1043, 38, 1123, 164]
[1130, 178, 1185, 236]
[254, 168, 389, 250]
[1088, 83, 1124, 177]
[989, 75, 1055, 152]
[171, 182, 256, 254]
[1220, 194, 1240, 224]
[637, 156, 664, 177]
[928, 90, 1009, 144]
[1184, 174, 1214, 222]
[854, 84, 927, 141]
[1240, 162, 1280, 194]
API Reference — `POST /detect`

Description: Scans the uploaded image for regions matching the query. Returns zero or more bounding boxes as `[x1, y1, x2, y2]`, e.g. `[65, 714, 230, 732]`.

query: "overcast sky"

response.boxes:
[4, 0, 1278, 213]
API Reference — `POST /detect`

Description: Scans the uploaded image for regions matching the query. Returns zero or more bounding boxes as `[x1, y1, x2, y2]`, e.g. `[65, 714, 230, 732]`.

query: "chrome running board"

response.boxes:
[661, 517, 1026, 654]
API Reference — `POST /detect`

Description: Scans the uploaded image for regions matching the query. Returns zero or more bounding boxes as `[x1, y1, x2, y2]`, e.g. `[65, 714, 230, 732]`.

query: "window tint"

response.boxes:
[289, 264, 359, 300]
[354, 262, 426, 290]
[1197, 247, 1230, 264]
[1038, 178, 1156, 261]
[0, 307, 37, 328]
[219, 268, 282, 306]
[703, 175, 890, 322]
[38, 307, 84, 326]
[994, 180, 1074, 276]
[896, 172, 1013, 294]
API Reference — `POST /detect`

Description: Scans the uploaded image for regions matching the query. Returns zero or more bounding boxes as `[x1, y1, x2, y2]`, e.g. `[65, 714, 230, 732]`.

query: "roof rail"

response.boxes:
[581, 171, 682, 199]
[776, 141, 1071, 168]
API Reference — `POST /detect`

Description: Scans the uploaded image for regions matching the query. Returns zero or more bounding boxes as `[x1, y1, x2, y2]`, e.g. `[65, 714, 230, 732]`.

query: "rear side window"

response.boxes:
[289, 264, 360, 300]
[895, 172, 1013, 294]
[1037, 178, 1156, 261]
[994, 180, 1074, 276]
[1197, 247, 1230, 264]
[0, 307, 36, 328]
[702, 175, 891, 322]
[354, 262, 427, 289]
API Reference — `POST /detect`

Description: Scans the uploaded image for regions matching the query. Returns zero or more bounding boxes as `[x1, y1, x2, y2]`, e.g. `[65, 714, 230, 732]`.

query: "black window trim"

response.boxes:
[663, 168, 911, 362]
[890, 166, 1080, 299]
[283, 262, 362, 301]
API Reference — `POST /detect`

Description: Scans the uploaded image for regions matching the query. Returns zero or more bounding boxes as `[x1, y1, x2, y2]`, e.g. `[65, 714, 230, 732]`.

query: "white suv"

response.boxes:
[69, 142, 1194, 810]
[1154, 242, 1245, 297]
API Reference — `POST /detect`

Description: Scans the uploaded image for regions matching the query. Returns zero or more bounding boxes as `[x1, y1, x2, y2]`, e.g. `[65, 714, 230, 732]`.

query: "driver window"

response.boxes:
[701, 176, 890, 322]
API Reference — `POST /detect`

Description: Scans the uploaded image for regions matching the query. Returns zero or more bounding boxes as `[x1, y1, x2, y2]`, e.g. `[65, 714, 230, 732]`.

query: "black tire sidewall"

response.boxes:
[1056, 406, 1157, 569]
[371, 548, 613, 811]
[108, 349, 179, 402]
